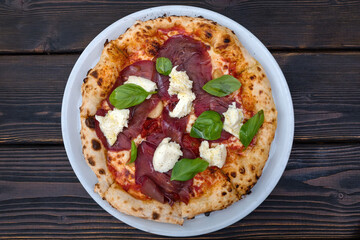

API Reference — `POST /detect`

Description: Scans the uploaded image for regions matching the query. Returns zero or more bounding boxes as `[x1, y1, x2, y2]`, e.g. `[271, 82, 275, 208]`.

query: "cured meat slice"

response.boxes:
[135, 136, 192, 204]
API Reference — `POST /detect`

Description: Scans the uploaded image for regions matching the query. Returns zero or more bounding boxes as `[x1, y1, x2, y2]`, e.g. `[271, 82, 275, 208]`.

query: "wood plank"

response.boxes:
[0, 143, 359, 239]
[1, 53, 359, 144]
[0, 0, 359, 53]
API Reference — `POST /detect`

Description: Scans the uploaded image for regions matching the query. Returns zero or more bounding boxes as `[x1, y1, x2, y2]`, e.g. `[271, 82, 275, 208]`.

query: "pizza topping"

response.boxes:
[223, 102, 244, 138]
[161, 107, 188, 144]
[240, 110, 264, 148]
[95, 108, 130, 146]
[128, 140, 137, 164]
[170, 158, 209, 181]
[202, 75, 241, 97]
[199, 141, 227, 168]
[123, 76, 158, 99]
[123, 95, 161, 139]
[135, 137, 192, 204]
[156, 57, 173, 75]
[190, 110, 223, 140]
[109, 83, 157, 109]
[167, 66, 196, 118]
[153, 137, 183, 173]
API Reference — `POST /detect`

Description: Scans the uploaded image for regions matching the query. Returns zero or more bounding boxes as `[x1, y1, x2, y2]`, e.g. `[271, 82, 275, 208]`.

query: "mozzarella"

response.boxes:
[95, 108, 130, 146]
[168, 66, 196, 118]
[223, 102, 244, 139]
[168, 66, 193, 95]
[153, 138, 183, 173]
[199, 141, 227, 168]
[124, 76, 157, 99]
[169, 91, 196, 118]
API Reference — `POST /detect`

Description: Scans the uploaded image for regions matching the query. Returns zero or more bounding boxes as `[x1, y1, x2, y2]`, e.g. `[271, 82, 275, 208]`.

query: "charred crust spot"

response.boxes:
[209, 167, 216, 174]
[85, 116, 96, 129]
[211, 21, 217, 25]
[152, 212, 160, 220]
[88, 157, 95, 166]
[90, 70, 98, 78]
[104, 39, 109, 47]
[271, 108, 275, 112]
[230, 172, 236, 178]
[87, 68, 92, 75]
[250, 75, 256, 80]
[257, 66, 262, 71]
[261, 148, 265, 153]
[240, 167, 245, 174]
[97, 78, 103, 86]
[145, 25, 152, 30]
[204, 211, 211, 216]
[198, 15, 204, 18]
[235, 184, 239, 188]
[91, 139, 101, 151]
[205, 31, 212, 38]
[224, 38, 230, 43]
[251, 165, 255, 171]
[99, 168, 105, 175]
[222, 191, 227, 196]
[231, 30, 235, 35]
[256, 174, 260, 180]
[131, 207, 138, 212]
[100, 93, 106, 97]
[259, 90, 263, 95]
[135, 23, 140, 26]
[262, 73, 265, 78]
[83, 77, 88, 83]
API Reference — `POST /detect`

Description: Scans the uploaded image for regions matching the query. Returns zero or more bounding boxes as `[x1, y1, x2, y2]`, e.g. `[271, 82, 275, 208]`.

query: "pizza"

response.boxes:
[80, 16, 277, 225]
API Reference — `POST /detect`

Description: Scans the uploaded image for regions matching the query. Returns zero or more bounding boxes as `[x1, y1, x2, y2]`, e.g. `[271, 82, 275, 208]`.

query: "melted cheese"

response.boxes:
[153, 137, 183, 173]
[223, 102, 244, 138]
[168, 66, 196, 118]
[124, 76, 157, 99]
[199, 141, 227, 168]
[95, 108, 130, 146]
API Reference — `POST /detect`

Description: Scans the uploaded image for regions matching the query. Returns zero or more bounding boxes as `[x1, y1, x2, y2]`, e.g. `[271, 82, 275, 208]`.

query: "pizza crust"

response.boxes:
[105, 183, 184, 225]
[181, 168, 238, 219]
[80, 15, 277, 224]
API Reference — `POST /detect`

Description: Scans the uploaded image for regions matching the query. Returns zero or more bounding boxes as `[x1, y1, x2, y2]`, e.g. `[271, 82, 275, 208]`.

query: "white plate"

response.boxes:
[61, 5, 294, 237]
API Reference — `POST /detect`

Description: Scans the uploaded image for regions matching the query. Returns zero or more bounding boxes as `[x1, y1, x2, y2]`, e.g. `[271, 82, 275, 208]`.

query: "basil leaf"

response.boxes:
[190, 110, 223, 140]
[240, 110, 264, 148]
[202, 75, 241, 97]
[156, 57, 173, 75]
[109, 83, 156, 109]
[128, 140, 137, 164]
[171, 158, 209, 181]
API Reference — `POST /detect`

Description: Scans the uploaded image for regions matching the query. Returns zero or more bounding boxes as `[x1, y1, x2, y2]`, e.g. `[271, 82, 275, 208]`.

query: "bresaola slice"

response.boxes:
[135, 135, 192, 205]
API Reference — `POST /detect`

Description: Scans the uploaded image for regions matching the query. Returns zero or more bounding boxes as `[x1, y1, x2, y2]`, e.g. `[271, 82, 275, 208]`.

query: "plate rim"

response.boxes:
[62, 5, 294, 237]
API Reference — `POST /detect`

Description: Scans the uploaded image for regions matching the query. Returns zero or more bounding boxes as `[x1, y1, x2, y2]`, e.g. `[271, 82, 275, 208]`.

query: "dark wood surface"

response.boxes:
[0, 0, 359, 239]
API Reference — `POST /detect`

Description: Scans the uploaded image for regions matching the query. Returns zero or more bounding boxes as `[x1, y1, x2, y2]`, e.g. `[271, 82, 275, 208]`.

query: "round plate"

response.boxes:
[61, 5, 294, 237]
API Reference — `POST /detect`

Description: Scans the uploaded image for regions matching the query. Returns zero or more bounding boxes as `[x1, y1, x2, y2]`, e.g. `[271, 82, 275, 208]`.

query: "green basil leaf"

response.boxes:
[156, 57, 173, 75]
[128, 140, 137, 164]
[109, 83, 156, 109]
[190, 110, 223, 140]
[171, 158, 209, 181]
[202, 75, 241, 97]
[240, 110, 264, 148]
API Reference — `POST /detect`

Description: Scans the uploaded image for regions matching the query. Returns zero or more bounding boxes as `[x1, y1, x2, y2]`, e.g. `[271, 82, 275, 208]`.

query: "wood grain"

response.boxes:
[0, 143, 359, 239]
[0, 0, 359, 53]
[0, 53, 359, 144]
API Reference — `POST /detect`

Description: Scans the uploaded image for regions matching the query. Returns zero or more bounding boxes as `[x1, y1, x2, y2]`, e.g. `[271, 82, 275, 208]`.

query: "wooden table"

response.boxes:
[1, 1, 359, 239]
